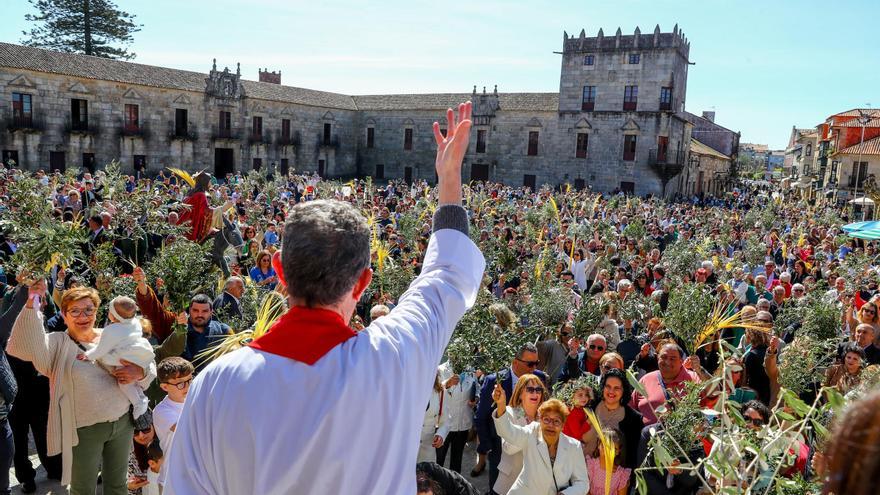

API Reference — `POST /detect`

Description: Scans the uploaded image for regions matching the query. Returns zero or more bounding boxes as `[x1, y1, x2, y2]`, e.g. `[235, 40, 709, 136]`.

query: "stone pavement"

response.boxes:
[11, 438, 490, 494]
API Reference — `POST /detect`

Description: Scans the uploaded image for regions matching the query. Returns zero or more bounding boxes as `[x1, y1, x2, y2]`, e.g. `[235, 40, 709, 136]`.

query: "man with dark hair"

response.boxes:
[180, 294, 230, 371]
[474, 342, 547, 492]
[166, 102, 484, 494]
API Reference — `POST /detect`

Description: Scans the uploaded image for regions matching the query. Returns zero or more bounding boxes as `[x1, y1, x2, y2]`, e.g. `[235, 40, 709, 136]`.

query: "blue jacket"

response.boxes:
[474, 368, 546, 454]
[183, 320, 231, 371]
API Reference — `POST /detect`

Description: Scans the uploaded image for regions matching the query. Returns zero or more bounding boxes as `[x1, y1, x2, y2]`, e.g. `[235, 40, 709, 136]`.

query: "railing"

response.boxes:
[277, 130, 301, 147]
[248, 132, 266, 145]
[65, 119, 100, 135]
[119, 120, 148, 138]
[168, 121, 198, 141]
[212, 126, 240, 140]
[319, 134, 340, 148]
[6, 115, 44, 132]
[649, 148, 685, 166]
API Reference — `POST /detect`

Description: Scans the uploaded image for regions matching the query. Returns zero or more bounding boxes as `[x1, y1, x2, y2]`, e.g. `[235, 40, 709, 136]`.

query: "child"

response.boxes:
[586, 428, 631, 495]
[154, 357, 194, 486]
[83, 296, 154, 421]
[562, 379, 594, 444]
[144, 441, 163, 495]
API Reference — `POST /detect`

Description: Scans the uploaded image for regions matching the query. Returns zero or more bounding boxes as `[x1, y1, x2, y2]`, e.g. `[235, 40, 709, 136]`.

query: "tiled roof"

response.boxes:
[0, 42, 560, 112]
[690, 139, 731, 160]
[352, 92, 558, 111]
[0, 42, 357, 110]
[832, 118, 880, 128]
[831, 108, 880, 118]
[836, 135, 880, 155]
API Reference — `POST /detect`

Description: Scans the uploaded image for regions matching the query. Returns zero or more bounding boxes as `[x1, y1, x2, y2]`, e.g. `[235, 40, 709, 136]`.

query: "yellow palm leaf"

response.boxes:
[167, 167, 195, 188]
[584, 408, 614, 495]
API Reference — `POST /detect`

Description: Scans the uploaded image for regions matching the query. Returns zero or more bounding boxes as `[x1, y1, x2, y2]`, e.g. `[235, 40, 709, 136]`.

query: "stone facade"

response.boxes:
[0, 26, 696, 196]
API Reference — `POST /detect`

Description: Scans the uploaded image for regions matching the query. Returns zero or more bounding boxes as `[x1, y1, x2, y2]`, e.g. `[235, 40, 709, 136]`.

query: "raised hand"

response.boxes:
[492, 383, 507, 408]
[433, 102, 472, 205]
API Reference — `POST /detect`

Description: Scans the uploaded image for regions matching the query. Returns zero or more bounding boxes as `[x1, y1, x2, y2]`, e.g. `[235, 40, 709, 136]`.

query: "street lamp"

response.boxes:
[852, 105, 874, 220]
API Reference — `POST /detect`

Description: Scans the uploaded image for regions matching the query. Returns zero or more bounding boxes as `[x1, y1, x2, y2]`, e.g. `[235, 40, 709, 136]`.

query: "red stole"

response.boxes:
[248, 307, 356, 365]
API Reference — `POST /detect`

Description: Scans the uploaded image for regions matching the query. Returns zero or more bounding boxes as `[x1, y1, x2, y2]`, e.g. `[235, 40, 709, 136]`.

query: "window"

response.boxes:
[175, 108, 188, 136]
[527, 131, 539, 156]
[375, 163, 384, 179]
[323, 123, 332, 145]
[623, 86, 638, 111]
[582, 86, 596, 111]
[404, 128, 413, 150]
[2, 150, 19, 167]
[253, 158, 262, 171]
[657, 136, 669, 162]
[71, 99, 88, 130]
[476, 129, 487, 153]
[629, 53, 640, 64]
[280, 158, 290, 176]
[806, 143, 812, 156]
[623, 135, 637, 161]
[366, 127, 374, 148]
[404, 166, 413, 184]
[281, 119, 291, 142]
[12, 93, 32, 126]
[851, 161, 868, 188]
[660, 87, 672, 111]
[830, 161, 839, 182]
[583, 55, 595, 66]
[124, 104, 139, 131]
[252, 116, 263, 139]
[576, 133, 589, 158]
[219, 111, 231, 138]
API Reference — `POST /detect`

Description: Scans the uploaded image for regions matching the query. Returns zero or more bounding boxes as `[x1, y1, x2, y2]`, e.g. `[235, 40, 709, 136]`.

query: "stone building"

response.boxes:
[0, 25, 695, 196]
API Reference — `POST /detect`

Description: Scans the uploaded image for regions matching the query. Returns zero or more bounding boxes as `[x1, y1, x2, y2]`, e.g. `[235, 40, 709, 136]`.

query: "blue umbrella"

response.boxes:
[843, 221, 880, 233]
[850, 228, 880, 241]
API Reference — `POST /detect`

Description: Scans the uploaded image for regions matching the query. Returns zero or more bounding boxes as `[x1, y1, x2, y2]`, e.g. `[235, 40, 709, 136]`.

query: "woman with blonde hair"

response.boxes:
[846, 301, 880, 340]
[492, 389, 588, 495]
[489, 303, 517, 330]
[493, 373, 547, 495]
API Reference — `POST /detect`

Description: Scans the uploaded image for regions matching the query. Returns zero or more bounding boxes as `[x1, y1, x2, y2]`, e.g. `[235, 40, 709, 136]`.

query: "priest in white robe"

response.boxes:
[164, 102, 483, 494]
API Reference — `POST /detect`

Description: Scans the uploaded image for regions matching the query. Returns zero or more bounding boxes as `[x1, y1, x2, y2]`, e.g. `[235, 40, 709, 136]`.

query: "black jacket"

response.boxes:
[416, 462, 479, 495]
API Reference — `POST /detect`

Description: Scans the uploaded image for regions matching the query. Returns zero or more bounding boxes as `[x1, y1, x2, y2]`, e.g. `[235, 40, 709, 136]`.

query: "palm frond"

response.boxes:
[167, 167, 195, 188]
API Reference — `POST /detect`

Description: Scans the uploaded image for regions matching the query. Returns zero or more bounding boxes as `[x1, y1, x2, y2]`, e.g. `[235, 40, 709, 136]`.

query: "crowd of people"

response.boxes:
[0, 121, 878, 494]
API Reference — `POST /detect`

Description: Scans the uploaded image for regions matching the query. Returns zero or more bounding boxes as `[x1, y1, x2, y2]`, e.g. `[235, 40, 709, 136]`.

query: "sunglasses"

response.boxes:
[745, 417, 764, 427]
[589, 345, 606, 351]
[516, 358, 539, 368]
[524, 386, 545, 395]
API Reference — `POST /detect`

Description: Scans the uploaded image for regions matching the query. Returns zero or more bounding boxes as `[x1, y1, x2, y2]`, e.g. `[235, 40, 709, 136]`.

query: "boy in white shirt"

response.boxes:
[154, 356, 193, 487]
[144, 441, 164, 495]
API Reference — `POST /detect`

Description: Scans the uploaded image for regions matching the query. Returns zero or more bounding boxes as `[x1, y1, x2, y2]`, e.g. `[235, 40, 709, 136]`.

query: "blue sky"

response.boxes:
[2, 0, 877, 149]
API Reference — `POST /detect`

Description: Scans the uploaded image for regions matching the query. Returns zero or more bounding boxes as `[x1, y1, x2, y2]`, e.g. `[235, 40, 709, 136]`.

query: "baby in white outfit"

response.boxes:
[84, 296, 155, 419]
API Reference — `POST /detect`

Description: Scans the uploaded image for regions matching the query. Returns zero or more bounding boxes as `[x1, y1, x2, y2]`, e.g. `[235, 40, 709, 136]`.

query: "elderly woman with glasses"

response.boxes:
[8, 284, 156, 494]
[492, 385, 587, 495]
[492, 373, 548, 495]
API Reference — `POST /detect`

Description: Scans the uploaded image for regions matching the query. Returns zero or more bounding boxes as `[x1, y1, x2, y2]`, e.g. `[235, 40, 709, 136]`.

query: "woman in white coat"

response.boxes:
[492, 384, 589, 495]
[417, 371, 450, 462]
[494, 373, 546, 495]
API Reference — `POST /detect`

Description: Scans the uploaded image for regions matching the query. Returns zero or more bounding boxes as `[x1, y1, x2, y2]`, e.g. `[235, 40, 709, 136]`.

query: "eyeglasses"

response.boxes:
[516, 358, 539, 368]
[524, 386, 545, 395]
[589, 345, 606, 351]
[745, 417, 764, 427]
[540, 417, 564, 428]
[863, 309, 876, 315]
[162, 377, 193, 390]
[67, 307, 96, 317]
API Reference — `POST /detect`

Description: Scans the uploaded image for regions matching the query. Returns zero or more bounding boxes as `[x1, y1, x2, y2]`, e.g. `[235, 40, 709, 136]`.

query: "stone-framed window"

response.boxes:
[174, 108, 188, 136]
[583, 54, 595, 66]
[124, 104, 139, 131]
[71, 99, 88, 131]
[582, 86, 596, 111]
[404, 128, 413, 150]
[657, 136, 669, 162]
[623, 85, 638, 111]
[806, 143, 812, 157]
[11, 92, 33, 127]
[527, 131, 539, 156]
[476, 129, 487, 153]
[219, 111, 232, 137]
[623, 134, 637, 161]
[366, 127, 375, 148]
[281, 119, 291, 143]
[252, 116, 263, 139]
[576, 133, 589, 158]
[660, 87, 673, 111]
[628, 53, 640, 64]
[323, 123, 332, 145]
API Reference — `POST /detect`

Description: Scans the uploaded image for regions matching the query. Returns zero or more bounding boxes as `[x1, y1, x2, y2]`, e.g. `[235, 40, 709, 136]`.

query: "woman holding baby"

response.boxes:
[7, 282, 156, 495]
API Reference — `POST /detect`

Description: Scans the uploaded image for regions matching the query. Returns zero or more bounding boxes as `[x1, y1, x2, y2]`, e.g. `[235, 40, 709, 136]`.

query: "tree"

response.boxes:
[22, 0, 141, 60]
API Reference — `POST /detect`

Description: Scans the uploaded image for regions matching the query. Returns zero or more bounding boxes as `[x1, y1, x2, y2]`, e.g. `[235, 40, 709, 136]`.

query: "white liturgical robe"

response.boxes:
[164, 228, 485, 494]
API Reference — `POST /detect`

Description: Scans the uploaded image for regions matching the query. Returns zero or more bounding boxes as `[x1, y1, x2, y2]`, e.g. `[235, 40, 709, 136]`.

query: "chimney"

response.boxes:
[259, 68, 281, 84]
[702, 111, 716, 122]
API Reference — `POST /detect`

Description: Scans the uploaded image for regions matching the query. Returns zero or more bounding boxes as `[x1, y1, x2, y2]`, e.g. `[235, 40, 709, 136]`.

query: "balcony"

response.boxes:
[248, 132, 267, 145]
[319, 134, 340, 148]
[168, 121, 198, 141]
[5, 115, 44, 133]
[118, 121, 148, 139]
[277, 130, 301, 147]
[623, 101, 637, 111]
[581, 101, 595, 112]
[649, 148, 685, 193]
[65, 119, 100, 136]
[211, 126, 240, 141]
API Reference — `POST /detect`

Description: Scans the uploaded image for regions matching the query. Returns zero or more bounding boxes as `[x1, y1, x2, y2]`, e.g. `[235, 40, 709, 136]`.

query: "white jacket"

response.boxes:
[494, 407, 531, 495]
[417, 388, 451, 463]
[438, 363, 477, 433]
[493, 410, 589, 495]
